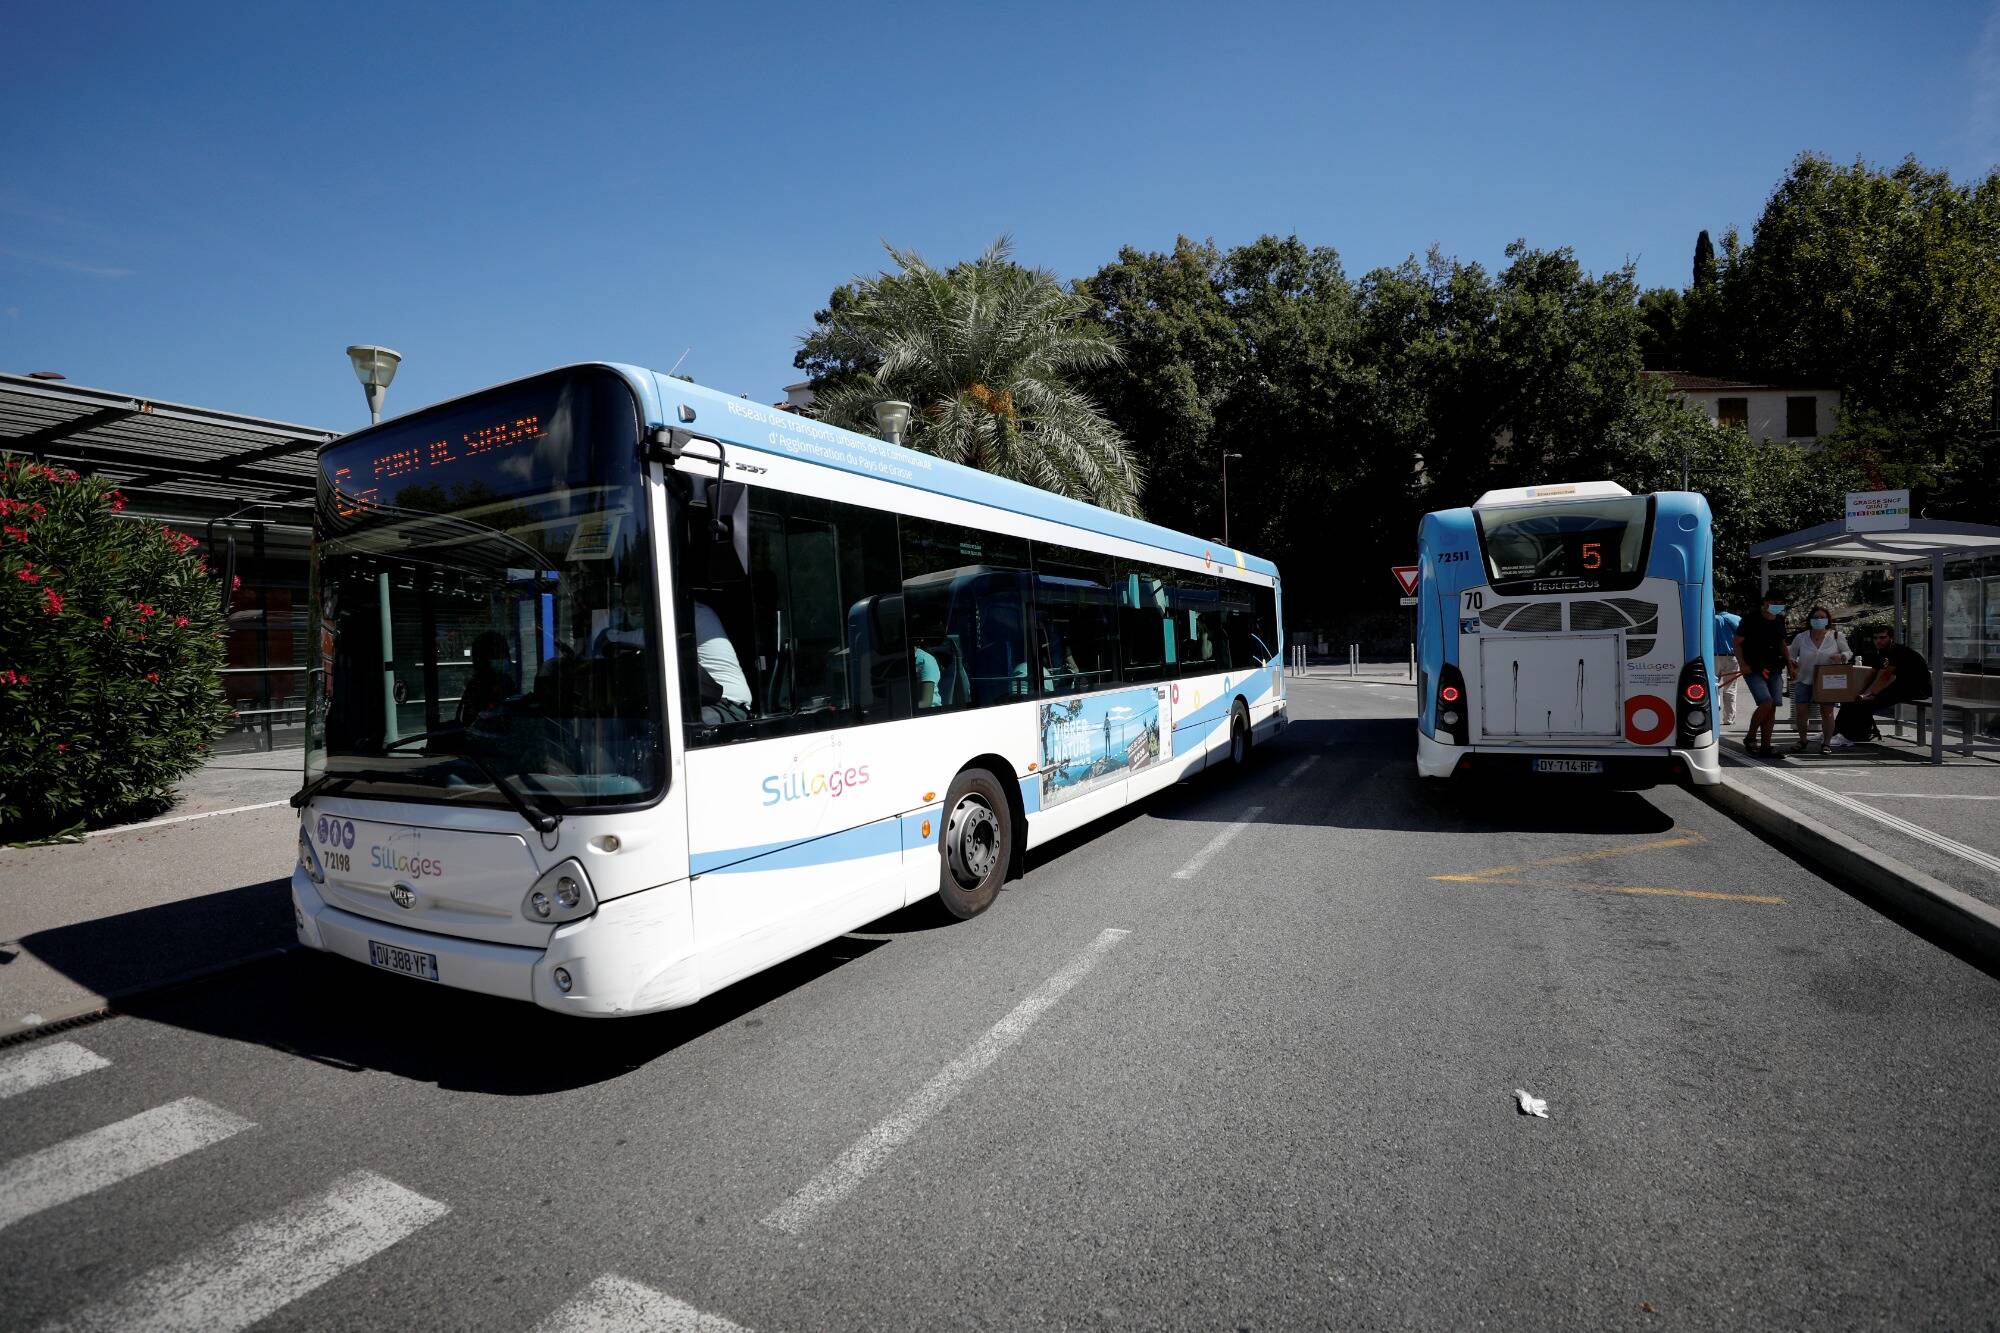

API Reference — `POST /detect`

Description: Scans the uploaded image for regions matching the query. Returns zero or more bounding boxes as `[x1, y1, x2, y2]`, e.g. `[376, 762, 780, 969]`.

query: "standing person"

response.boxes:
[1734, 595, 1789, 757]
[1712, 607, 1743, 728]
[1831, 625, 1932, 749]
[1786, 604, 1849, 754]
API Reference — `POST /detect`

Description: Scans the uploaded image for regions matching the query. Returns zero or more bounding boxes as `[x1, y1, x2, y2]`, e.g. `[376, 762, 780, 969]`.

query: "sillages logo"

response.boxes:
[761, 762, 871, 806]
[371, 844, 444, 880]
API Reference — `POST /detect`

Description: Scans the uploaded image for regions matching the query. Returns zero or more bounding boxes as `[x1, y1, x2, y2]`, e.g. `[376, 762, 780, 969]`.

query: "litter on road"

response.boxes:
[1514, 1089, 1550, 1118]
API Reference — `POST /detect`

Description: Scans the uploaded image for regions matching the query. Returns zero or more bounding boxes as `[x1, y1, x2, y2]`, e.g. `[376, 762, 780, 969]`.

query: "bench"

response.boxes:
[1896, 672, 2000, 755]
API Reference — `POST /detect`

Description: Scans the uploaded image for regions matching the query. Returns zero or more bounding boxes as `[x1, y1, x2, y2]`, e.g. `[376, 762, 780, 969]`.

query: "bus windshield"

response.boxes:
[1475, 495, 1652, 593]
[305, 367, 664, 812]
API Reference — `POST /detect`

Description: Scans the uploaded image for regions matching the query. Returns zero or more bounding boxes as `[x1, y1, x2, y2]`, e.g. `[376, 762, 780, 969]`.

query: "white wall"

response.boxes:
[1682, 389, 1839, 443]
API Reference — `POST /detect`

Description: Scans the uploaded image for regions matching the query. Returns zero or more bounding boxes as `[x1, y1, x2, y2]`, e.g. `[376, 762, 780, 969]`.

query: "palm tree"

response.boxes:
[802, 238, 1144, 515]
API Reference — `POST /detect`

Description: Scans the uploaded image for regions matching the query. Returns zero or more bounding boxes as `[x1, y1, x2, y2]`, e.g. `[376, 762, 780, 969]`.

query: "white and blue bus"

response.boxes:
[1414, 481, 1720, 787]
[293, 364, 1285, 1015]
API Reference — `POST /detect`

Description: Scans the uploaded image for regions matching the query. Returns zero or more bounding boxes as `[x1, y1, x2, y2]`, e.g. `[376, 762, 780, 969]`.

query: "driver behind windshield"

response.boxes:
[457, 631, 516, 724]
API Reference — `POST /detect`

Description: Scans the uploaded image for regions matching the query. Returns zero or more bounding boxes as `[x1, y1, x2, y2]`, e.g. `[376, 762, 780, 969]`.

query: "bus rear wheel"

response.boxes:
[938, 768, 1012, 919]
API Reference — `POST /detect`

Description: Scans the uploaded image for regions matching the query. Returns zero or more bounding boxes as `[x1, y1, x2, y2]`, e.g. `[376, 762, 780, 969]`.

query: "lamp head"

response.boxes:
[346, 345, 402, 390]
[873, 399, 912, 444]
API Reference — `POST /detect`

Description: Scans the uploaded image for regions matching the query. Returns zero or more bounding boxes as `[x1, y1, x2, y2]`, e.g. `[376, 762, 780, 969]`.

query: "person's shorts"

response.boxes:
[1743, 671, 1779, 706]
[1792, 681, 1818, 712]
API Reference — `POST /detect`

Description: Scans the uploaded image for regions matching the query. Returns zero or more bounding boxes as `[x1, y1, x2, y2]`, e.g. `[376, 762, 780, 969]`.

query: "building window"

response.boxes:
[1716, 397, 1749, 430]
[1786, 396, 1817, 438]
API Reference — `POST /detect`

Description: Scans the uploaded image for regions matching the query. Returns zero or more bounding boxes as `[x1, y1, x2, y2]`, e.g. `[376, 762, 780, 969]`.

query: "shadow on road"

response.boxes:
[1141, 716, 1682, 837]
[105, 927, 892, 1096]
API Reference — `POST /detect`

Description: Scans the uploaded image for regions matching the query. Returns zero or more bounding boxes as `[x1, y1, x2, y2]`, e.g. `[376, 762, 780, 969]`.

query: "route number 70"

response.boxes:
[1462, 591, 1483, 611]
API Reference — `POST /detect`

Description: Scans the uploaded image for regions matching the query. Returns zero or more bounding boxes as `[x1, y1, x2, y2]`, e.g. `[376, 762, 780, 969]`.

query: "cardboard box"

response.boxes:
[1813, 664, 1876, 704]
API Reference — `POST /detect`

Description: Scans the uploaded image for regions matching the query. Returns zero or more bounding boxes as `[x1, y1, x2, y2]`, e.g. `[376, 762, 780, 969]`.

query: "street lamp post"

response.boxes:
[873, 400, 912, 446]
[1221, 451, 1243, 547]
[346, 345, 402, 425]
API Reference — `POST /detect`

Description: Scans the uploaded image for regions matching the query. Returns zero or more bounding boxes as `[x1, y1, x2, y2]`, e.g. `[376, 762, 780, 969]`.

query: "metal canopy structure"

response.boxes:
[1752, 518, 2000, 763]
[0, 372, 335, 504]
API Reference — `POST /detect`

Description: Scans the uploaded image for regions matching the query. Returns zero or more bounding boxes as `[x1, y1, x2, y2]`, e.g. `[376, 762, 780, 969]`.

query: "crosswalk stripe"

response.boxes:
[0, 1096, 251, 1232]
[0, 1041, 110, 1101]
[43, 1169, 448, 1332]
[534, 1274, 754, 1332]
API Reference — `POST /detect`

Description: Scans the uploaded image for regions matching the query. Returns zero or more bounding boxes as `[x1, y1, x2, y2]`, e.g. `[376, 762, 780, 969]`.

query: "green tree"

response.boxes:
[798, 239, 1143, 514]
[1730, 153, 2000, 434]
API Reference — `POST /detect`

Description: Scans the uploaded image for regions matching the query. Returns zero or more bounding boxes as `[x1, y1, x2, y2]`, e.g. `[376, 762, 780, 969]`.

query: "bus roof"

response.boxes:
[1472, 481, 1631, 508]
[598, 363, 1278, 580]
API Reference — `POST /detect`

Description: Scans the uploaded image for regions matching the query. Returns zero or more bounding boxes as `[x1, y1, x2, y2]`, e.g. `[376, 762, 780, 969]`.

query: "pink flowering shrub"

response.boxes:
[0, 455, 232, 835]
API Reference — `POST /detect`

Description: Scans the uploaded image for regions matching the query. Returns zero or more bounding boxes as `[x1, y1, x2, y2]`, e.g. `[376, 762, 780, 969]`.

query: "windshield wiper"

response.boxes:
[381, 731, 561, 834]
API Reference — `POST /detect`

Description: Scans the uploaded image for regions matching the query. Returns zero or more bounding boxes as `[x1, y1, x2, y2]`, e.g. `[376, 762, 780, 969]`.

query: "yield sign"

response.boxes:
[1391, 565, 1420, 597]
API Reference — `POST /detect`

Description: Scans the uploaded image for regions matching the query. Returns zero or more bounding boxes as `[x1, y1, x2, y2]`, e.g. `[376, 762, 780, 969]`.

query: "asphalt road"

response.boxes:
[3, 678, 1998, 1331]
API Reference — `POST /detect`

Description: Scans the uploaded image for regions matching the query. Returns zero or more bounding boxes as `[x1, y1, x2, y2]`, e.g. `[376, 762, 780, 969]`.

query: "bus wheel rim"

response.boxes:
[947, 796, 999, 886]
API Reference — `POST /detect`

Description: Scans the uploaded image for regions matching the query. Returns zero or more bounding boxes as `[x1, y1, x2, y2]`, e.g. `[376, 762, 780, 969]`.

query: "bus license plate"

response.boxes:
[368, 941, 439, 982]
[1533, 758, 1604, 775]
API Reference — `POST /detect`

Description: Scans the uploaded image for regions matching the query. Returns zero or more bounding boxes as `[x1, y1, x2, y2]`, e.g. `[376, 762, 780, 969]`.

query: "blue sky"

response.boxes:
[4, 1, 1997, 431]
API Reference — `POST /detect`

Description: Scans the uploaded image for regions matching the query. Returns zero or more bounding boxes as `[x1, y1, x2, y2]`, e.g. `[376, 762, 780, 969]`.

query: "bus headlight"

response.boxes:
[523, 858, 597, 924]
[298, 826, 325, 885]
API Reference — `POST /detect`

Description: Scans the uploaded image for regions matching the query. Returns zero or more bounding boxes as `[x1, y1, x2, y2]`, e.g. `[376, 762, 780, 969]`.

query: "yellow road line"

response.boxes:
[1439, 876, 1784, 906]
[1439, 832, 1707, 882]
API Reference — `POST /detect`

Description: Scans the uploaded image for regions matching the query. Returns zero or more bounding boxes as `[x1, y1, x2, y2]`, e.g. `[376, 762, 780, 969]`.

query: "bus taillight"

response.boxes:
[1435, 665, 1469, 746]
[1684, 681, 1706, 702]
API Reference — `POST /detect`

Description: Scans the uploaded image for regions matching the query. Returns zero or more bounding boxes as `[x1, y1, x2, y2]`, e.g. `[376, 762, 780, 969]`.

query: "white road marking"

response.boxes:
[762, 927, 1131, 1235]
[1172, 806, 1266, 880]
[0, 1097, 251, 1232]
[534, 1274, 752, 1333]
[1839, 792, 2000, 801]
[1730, 755, 2000, 878]
[0, 1041, 110, 1101]
[1285, 755, 1320, 783]
[83, 799, 291, 839]
[44, 1170, 448, 1332]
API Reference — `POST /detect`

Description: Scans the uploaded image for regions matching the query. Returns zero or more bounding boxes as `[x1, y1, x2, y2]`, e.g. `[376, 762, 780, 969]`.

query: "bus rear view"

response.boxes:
[1415, 481, 1721, 788]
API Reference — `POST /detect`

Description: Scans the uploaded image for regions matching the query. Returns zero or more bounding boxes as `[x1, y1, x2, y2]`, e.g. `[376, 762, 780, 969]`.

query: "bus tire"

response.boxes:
[937, 767, 1012, 920]
[1226, 701, 1252, 769]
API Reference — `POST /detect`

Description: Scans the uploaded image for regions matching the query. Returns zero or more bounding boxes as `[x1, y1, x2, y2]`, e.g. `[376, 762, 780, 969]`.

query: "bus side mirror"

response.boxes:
[708, 480, 750, 578]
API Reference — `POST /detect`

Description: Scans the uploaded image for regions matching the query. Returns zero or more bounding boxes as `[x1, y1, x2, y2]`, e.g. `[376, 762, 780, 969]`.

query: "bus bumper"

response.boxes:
[1418, 732, 1725, 789]
[291, 869, 699, 1017]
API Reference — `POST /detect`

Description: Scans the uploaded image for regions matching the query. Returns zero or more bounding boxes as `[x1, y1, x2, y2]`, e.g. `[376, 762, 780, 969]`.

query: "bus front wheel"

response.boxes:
[1226, 701, 1251, 768]
[938, 768, 1013, 919]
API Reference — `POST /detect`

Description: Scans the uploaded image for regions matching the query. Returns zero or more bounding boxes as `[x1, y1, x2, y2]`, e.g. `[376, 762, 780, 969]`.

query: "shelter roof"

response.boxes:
[0, 373, 335, 504]
[1749, 519, 2000, 567]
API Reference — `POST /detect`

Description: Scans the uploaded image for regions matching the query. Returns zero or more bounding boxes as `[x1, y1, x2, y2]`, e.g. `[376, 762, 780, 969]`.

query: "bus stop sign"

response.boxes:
[1391, 565, 1419, 597]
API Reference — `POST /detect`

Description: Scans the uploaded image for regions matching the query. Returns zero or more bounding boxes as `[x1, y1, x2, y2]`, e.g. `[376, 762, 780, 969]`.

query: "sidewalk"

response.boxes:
[1696, 724, 2000, 964]
[0, 749, 302, 1035]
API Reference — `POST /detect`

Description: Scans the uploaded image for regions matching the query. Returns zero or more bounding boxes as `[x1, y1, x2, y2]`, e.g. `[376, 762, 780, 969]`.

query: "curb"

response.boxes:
[1696, 776, 2000, 961]
[0, 944, 298, 1052]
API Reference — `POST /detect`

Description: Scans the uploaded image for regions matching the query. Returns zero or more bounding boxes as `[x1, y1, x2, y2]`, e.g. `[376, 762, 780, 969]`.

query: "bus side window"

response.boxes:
[901, 517, 1032, 710]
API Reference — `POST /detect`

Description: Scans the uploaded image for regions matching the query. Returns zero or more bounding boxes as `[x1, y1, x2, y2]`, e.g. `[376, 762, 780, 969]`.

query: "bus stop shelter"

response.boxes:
[0, 372, 336, 750]
[1751, 519, 2000, 763]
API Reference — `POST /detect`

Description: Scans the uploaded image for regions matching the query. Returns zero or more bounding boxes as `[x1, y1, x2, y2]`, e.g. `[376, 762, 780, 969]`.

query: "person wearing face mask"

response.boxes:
[1734, 595, 1789, 756]
[1785, 604, 1849, 754]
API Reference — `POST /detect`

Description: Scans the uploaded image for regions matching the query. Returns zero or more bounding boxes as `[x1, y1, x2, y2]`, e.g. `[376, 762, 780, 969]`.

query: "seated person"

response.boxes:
[913, 644, 941, 708]
[1831, 625, 1931, 748]
[457, 631, 516, 724]
[690, 599, 752, 723]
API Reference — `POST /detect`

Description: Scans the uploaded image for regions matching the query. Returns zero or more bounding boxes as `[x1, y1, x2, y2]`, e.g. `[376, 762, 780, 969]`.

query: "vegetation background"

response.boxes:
[797, 153, 2000, 647]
